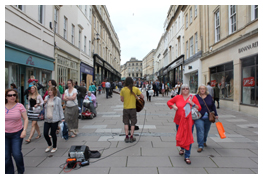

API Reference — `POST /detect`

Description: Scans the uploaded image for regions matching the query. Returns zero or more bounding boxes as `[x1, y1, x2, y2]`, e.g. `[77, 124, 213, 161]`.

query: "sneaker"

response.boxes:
[124, 137, 130, 143]
[45, 146, 52, 153]
[197, 148, 203, 153]
[51, 148, 57, 153]
[130, 137, 136, 143]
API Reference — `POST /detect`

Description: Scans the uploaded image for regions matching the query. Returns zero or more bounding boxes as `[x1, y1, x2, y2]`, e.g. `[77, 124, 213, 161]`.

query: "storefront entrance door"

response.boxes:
[86, 74, 93, 89]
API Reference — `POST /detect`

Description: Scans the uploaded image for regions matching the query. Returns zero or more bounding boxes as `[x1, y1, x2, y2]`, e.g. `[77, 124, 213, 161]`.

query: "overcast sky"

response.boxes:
[106, 4, 170, 65]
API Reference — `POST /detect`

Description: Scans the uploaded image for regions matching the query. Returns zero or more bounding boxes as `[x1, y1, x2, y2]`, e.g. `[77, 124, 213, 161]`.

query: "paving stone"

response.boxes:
[170, 156, 218, 168]
[98, 136, 125, 141]
[102, 115, 121, 118]
[217, 142, 258, 149]
[127, 156, 172, 167]
[95, 128, 122, 133]
[100, 147, 141, 157]
[117, 141, 153, 148]
[62, 167, 110, 174]
[204, 168, 255, 174]
[210, 137, 234, 142]
[110, 167, 158, 174]
[158, 167, 207, 174]
[82, 125, 107, 129]
[211, 157, 258, 168]
[24, 167, 63, 174]
[88, 156, 127, 167]
[250, 168, 258, 174]
[97, 112, 117, 114]
[23, 156, 47, 167]
[37, 156, 69, 168]
[230, 137, 254, 142]
[237, 124, 258, 128]
[249, 157, 258, 164]
[226, 119, 247, 122]
[152, 141, 177, 148]
[214, 148, 257, 157]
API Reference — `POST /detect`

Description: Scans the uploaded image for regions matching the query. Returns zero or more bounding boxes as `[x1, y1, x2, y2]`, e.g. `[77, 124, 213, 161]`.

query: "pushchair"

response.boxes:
[81, 99, 98, 119]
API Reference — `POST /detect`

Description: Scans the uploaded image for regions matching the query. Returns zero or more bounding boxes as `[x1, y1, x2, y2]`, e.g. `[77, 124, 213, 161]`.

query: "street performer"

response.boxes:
[120, 77, 144, 143]
[167, 84, 201, 165]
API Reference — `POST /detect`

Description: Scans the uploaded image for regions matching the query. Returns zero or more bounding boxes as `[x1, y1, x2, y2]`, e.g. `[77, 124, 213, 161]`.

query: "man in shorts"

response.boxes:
[120, 77, 144, 143]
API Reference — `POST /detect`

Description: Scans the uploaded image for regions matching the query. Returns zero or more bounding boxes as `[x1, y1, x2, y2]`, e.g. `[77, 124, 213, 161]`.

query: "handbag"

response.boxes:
[216, 120, 226, 139]
[201, 97, 216, 123]
[191, 107, 202, 120]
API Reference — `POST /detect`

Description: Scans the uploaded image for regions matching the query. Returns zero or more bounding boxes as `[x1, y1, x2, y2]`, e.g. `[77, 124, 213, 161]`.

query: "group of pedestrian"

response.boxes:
[167, 83, 218, 165]
[5, 77, 86, 174]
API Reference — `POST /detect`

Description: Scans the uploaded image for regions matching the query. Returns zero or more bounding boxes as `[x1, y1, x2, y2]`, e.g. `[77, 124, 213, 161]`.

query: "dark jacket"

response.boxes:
[195, 94, 218, 117]
[214, 87, 220, 99]
[77, 86, 87, 99]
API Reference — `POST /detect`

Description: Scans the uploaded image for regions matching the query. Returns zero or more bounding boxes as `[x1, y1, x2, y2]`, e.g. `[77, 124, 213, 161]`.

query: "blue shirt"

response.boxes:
[195, 94, 218, 117]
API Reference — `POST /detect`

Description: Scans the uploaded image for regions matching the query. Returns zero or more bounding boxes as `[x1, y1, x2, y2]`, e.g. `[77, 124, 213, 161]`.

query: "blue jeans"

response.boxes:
[5, 128, 24, 174]
[194, 115, 211, 148]
[78, 98, 84, 111]
[106, 88, 109, 98]
[176, 124, 194, 159]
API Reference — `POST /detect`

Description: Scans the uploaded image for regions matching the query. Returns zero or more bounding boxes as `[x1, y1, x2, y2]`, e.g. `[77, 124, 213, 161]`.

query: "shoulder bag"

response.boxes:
[190, 95, 201, 120]
[202, 97, 216, 123]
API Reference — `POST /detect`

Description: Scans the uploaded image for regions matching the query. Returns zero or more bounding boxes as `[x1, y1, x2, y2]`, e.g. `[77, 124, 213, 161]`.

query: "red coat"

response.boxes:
[167, 95, 201, 150]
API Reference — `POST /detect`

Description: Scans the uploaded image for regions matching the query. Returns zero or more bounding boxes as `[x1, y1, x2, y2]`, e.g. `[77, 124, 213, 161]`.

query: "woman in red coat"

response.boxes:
[167, 84, 201, 165]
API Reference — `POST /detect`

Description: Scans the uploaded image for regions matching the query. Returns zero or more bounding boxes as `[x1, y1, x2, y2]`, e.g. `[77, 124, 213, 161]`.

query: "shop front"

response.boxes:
[201, 34, 258, 116]
[183, 51, 201, 94]
[80, 62, 93, 89]
[93, 54, 121, 85]
[5, 41, 54, 104]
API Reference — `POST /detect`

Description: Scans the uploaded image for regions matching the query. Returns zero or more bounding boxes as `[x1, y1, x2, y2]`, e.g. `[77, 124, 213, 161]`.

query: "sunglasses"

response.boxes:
[7, 94, 17, 97]
[182, 88, 189, 90]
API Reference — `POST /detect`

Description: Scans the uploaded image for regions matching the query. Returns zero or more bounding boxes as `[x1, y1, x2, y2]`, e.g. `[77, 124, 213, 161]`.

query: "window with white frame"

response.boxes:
[84, 36, 87, 53]
[251, 5, 258, 20]
[185, 14, 188, 28]
[71, 24, 75, 45]
[186, 41, 189, 59]
[190, 8, 192, 23]
[78, 30, 81, 49]
[229, 5, 236, 34]
[190, 37, 193, 57]
[195, 5, 197, 17]
[176, 44, 178, 58]
[215, 10, 220, 42]
[38, 5, 44, 24]
[63, 16, 67, 40]
[54, 8, 58, 33]
[195, 32, 198, 53]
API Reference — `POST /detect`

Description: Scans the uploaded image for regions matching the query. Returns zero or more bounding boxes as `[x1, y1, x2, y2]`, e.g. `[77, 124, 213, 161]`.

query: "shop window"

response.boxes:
[210, 62, 233, 100]
[241, 55, 258, 105]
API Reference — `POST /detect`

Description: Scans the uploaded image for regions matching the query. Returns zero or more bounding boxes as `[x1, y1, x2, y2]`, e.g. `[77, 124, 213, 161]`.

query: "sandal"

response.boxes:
[70, 134, 76, 138]
[179, 149, 184, 156]
[35, 134, 41, 139]
[184, 158, 191, 165]
[25, 139, 31, 144]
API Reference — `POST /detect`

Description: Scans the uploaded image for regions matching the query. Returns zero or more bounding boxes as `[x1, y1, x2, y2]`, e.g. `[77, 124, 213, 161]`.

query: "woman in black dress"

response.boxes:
[25, 86, 44, 143]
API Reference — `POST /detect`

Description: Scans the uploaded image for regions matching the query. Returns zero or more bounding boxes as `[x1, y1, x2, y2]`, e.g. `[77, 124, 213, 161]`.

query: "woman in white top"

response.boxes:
[171, 87, 176, 98]
[145, 81, 153, 102]
[25, 86, 44, 143]
[63, 79, 79, 138]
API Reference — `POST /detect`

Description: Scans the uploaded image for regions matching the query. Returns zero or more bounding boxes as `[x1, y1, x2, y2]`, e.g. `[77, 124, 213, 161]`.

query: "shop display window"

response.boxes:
[241, 55, 258, 105]
[210, 62, 233, 100]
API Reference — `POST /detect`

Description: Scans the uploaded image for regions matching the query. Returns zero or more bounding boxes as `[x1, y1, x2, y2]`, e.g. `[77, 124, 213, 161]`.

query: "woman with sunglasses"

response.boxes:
[63, 79, 79, 138]
[167, 84, 201, 165]
[194, 85, 218, 152]
[5, 89, 29, 174]
[25, 86, 44, 143]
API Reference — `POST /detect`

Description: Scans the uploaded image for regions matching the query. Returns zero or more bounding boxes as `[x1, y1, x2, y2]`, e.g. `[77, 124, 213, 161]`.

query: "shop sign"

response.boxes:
[211, 80, 216, 87]
[26, 56, 34, 65]
[96, 58, 103, 66]
[105, 63, 113, 72]
[243, 77, 255, 87]
[238, 41, 258, 53]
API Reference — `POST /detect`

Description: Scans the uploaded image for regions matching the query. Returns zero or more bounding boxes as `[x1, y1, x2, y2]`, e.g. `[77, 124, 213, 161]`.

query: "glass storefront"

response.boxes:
[175, 65, 182, 83]
[210, 62, 234, 100]
[189, 71, 198, 94]
[241, 55, 258, 105]
[169, 70, 175, 87]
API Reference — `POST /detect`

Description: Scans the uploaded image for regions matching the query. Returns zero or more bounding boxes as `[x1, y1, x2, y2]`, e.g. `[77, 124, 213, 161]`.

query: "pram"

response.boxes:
[81, 99, 98, 119]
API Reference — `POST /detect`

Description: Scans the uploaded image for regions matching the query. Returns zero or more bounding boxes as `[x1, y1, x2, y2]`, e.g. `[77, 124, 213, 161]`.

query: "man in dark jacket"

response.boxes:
[77, 84, 87, 111]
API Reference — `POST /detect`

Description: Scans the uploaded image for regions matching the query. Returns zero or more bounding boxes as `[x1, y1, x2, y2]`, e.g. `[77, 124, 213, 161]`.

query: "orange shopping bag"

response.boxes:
[216, 121, 226, 139]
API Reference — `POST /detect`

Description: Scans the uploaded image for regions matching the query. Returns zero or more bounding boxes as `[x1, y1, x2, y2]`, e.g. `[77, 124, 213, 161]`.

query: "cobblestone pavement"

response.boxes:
[20, 89, 258, 174]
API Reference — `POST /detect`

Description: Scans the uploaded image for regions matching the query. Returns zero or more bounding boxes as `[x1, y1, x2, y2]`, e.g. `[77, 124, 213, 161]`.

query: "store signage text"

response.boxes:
[243, 77, 255, 87]
[238, 41, 258, 53]
[26, 56, 34, 65]
[211, 80, 217, 87]
[85, 69, 91, 74]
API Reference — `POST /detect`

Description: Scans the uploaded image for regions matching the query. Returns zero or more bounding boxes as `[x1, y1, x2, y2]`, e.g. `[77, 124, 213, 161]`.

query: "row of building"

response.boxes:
[5, 5, 121, 104]
[121, 5, 258, 116]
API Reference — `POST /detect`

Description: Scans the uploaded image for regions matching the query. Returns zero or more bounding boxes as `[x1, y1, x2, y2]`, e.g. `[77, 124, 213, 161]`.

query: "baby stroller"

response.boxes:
[81, 99, 98, 119]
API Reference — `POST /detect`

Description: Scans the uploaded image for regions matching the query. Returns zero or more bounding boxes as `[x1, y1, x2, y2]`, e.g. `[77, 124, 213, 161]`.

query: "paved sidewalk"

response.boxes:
[20, 89, 258, 174]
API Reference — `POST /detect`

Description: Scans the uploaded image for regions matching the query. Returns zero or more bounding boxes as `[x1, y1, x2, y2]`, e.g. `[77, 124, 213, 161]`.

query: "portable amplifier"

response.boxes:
[68, 145, 90, 162]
